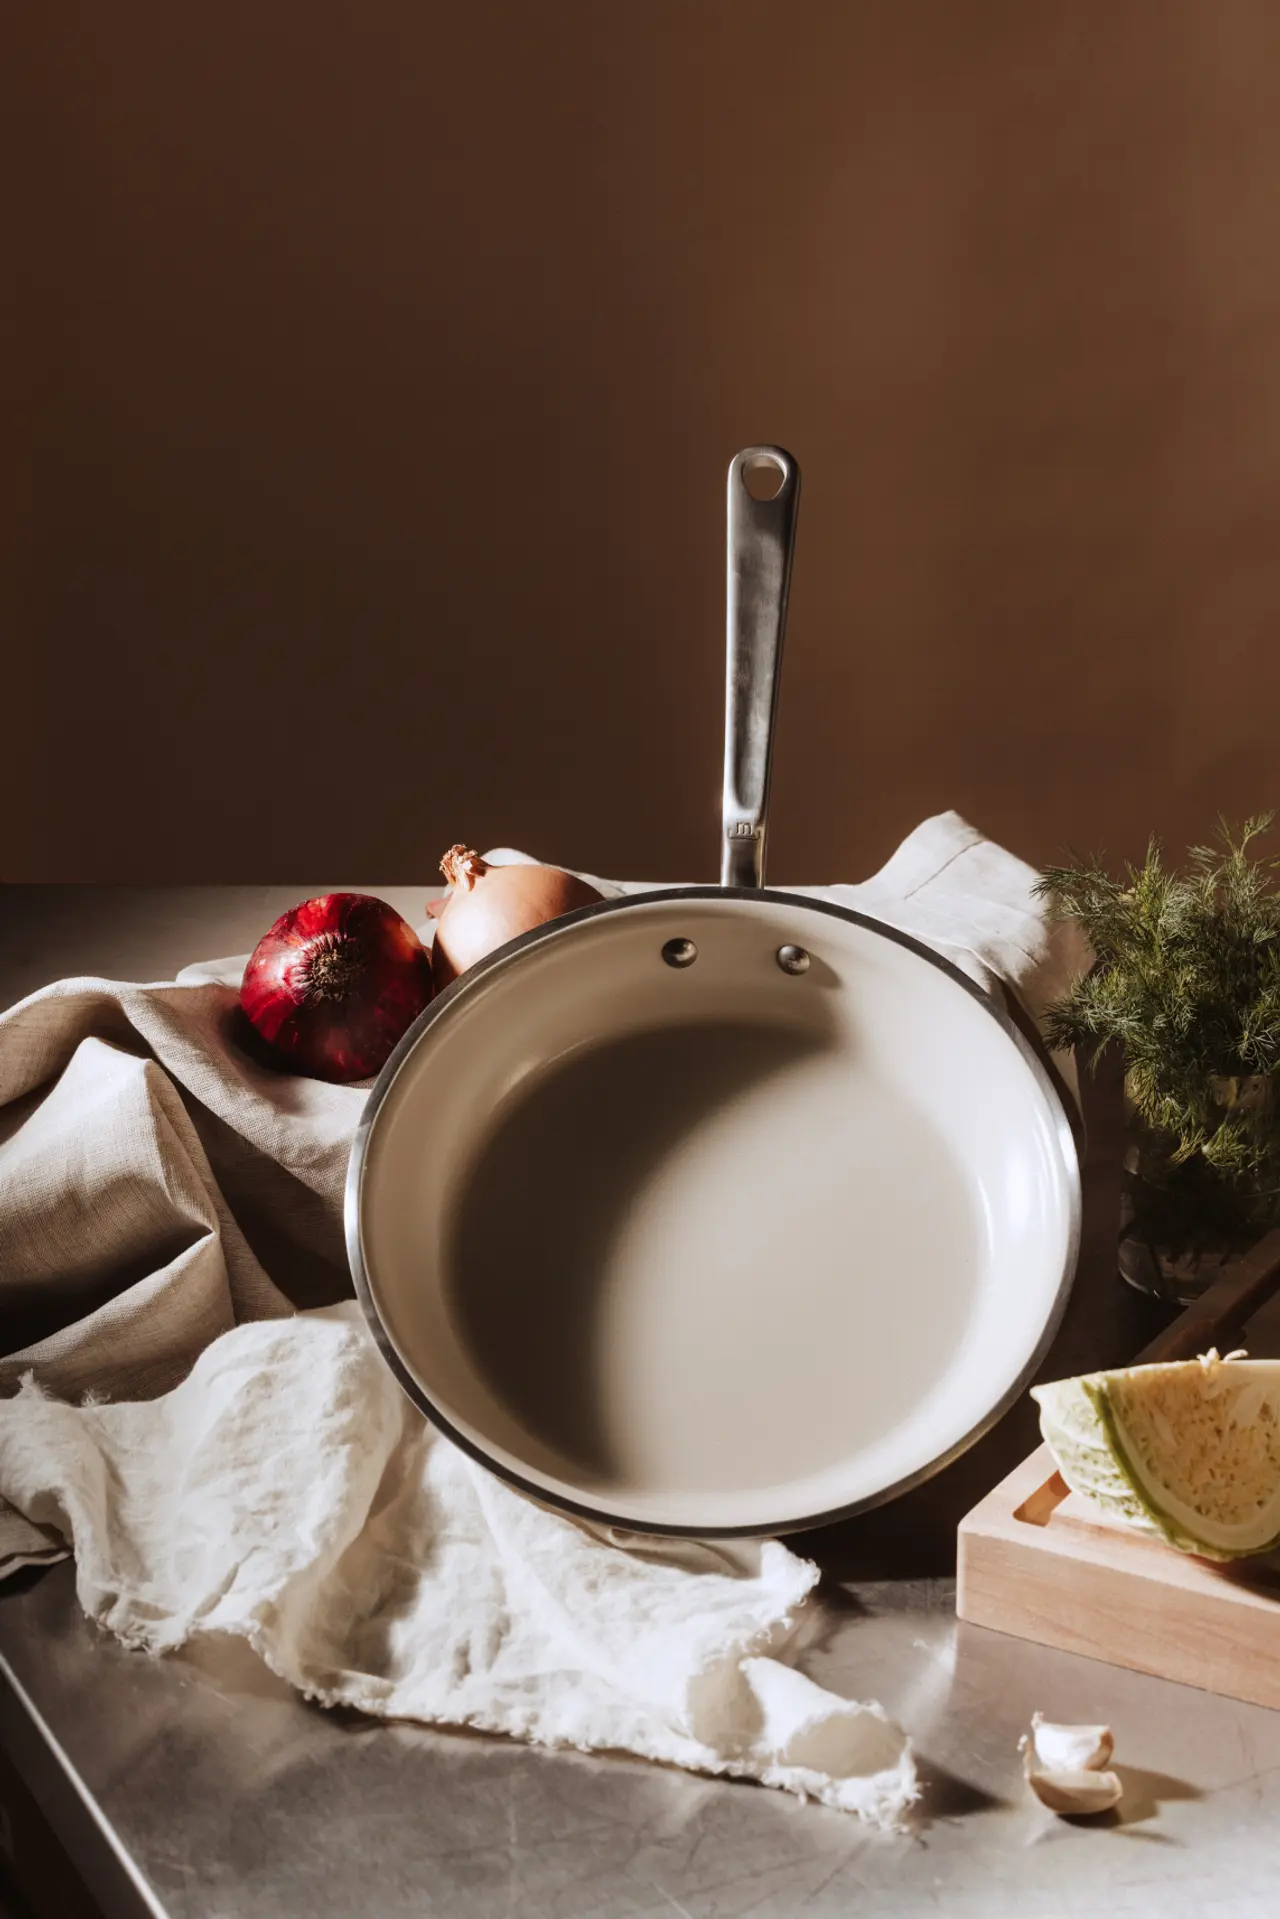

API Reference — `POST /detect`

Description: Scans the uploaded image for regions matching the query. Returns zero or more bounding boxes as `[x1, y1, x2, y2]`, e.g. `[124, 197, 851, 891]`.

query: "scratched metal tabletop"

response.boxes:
[1, 886, 1276, 1919]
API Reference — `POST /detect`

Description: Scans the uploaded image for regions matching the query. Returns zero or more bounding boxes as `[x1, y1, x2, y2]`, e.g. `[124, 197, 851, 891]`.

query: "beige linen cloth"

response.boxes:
[0, 814, 1085, 1828]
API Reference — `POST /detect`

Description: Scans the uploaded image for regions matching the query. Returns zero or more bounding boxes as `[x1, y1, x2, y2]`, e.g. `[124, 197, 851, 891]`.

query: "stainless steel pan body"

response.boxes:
[347, 450, 1080, 1536]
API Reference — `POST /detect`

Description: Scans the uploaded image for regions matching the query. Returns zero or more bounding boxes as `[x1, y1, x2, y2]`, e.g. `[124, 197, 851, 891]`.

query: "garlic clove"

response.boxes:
[1029, 1712, 1115, 1773]
[1020, 1715, 1123, 1816]
[1025, 1765, 1124, 1816]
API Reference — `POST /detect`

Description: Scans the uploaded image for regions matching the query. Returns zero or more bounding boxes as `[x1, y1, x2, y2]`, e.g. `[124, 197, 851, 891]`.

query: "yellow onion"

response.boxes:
[431, 846, 602, 986]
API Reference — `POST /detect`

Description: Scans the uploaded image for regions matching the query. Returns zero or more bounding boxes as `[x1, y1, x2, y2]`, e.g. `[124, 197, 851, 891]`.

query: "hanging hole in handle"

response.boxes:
[741, 454, 787, 502]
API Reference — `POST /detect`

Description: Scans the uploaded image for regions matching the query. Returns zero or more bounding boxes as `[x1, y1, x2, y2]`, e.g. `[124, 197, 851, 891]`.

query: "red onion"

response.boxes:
[432, 847, 602, 986]
[241, 893, 433, 1082]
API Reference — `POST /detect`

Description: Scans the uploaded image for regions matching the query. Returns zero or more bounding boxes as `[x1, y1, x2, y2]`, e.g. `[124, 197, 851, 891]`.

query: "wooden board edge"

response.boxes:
[957, 1523, 1280, 1712]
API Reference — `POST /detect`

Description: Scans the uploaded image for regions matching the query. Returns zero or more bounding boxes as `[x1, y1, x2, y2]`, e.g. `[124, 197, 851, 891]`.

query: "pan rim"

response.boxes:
[345, 886, 1082, 1538]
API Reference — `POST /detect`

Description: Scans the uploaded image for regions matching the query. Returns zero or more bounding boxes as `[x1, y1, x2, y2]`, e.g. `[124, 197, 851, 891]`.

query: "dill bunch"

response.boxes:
[1036, 815, 1280, 1189]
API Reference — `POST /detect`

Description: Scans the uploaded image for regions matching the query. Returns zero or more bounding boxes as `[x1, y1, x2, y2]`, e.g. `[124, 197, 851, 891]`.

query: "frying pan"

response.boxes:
[347, 447, 1080, 1536]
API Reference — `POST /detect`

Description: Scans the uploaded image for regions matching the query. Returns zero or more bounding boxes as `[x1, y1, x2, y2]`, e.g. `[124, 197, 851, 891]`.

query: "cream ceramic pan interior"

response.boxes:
[349, 889, 1080, 1536]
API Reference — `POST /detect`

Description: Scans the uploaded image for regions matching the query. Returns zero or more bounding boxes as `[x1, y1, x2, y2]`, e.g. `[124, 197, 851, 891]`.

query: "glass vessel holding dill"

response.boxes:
[1038, 818, 1280, 1306]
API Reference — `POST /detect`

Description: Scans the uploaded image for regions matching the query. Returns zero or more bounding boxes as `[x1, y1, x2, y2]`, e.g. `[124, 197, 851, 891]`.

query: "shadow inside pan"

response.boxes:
[445, 1019, 830, 1484]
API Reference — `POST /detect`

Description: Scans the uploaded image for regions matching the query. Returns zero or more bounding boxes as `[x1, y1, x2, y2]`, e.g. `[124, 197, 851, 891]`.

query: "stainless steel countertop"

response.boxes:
[2, 886, 1277, 1918]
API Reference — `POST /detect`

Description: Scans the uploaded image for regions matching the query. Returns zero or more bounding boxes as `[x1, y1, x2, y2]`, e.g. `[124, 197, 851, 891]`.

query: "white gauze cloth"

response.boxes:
[0, 813, 1086, 1830]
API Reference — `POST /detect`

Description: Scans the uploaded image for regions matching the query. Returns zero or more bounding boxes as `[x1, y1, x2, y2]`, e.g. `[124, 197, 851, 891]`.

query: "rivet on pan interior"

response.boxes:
[662, 938, 698, 968]
[776, 944, 810, 975]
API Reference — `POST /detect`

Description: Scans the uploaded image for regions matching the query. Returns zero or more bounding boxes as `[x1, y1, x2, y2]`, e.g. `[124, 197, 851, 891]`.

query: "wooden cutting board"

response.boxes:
[956, 1231, 1280, 1710]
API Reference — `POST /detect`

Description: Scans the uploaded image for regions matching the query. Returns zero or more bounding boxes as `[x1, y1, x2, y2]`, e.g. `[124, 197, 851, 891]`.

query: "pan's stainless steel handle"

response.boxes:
[722, 446, 801, 888]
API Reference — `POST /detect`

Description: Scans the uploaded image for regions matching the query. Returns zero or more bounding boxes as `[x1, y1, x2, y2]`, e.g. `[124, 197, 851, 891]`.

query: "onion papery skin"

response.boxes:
[241, 893, 433, 1083]
[432, 849, 603, 986]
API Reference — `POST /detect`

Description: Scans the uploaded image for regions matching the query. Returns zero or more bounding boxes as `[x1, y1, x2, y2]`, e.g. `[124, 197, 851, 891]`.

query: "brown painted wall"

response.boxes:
[7, 3, 1280, 884]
